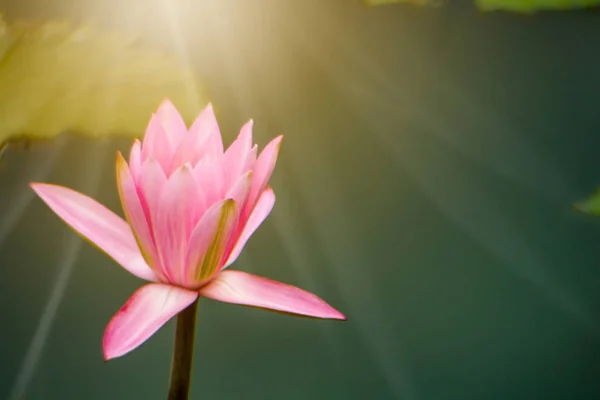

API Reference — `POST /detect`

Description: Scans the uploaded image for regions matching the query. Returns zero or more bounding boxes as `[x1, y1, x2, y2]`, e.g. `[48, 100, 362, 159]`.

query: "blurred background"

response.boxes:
[0, 0, 599, 399]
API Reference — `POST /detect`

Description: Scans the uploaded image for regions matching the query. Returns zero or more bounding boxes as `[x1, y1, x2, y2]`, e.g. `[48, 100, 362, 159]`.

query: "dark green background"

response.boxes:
[1, 0, 599, 399]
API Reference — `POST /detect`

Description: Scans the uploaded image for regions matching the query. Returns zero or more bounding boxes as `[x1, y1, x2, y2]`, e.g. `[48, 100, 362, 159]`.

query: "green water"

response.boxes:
[0, 0, 599, 399]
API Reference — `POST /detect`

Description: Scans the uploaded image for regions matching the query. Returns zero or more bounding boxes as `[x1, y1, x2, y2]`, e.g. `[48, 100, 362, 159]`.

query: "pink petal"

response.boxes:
[170, 105, 223, 171]
[193, 155, 223, 209]
[141, 114, 173, 174]
[103, 283, 198, 360]
[30, 183, 157, 282]
[247, 145, 258, 171]
[170, 134, 201, 172]
[200, 270, 346, 320]
[222, 171, 253, 260]
[128, 140, 142, 182]
[187, 103, 223, 158]
[156, 99, 188, 149]
[193, 199, 238, 285]
[222, 120, 255, 192]
[225, 171, 253, 213]
[224, 187, 275, 268]
[243, 135, 282, 222]
[153, 165, 202, 285]
[138, 157, 168, 226]
[184, 199, 237, 288]
[116, 152, 161, 277]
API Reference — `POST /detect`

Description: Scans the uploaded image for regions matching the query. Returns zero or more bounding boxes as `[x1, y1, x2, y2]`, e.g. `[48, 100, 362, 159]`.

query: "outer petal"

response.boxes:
[224, 187, 275, 268]
[116, 152, 160, 276]
[225, 171, 253, 215]
[153, 165, 202, 284]
[221, 172, 253, 264]
[184, 199, 236, 288]
[193, 200, 238, 284]
[103, 283, 198, 360]
[128, 140, 142, 181]
[30, 183, 157, 282]
[156, 99, 188, 149]
[141, 114, 173, 173]
[243, 135, 282, 222]
[200, 270, 346, 320]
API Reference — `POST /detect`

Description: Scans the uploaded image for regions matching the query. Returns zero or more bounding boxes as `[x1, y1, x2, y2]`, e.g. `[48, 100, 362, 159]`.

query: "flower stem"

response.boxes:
[167, 298, 199, 400]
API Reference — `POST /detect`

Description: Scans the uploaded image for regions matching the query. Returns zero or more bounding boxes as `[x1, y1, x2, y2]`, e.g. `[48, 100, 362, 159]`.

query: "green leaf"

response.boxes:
[363, 0, 438, 6]
[362, 0, 600, 11]
[574, 189, 600, 216]
[475, 0, 600, 12]
[0, 14, 206, 147]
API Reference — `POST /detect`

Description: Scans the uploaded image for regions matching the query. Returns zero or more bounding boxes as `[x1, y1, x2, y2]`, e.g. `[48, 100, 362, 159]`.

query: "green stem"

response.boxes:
[167, 298, 199, 400]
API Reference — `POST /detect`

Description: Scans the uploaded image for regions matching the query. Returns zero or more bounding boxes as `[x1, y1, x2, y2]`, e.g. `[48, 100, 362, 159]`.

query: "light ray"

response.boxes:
[9, 50, 123, 398]
[272, 1, 597, 333]
[281, 2, 571, 202]
[267, 167, 344, 367]
[288, 150, 419, 400]
[201, 2, 256, 118]
[8, 236, 82, 400]
[8, 140, 109, 400]
[0, 138, 66, 252]
[346, 95, 599, 334]
[193, 2, 351, 371]
[252, 71, 412, 388]
[261, 8, 418, 399]
[161, 0, 202, 112]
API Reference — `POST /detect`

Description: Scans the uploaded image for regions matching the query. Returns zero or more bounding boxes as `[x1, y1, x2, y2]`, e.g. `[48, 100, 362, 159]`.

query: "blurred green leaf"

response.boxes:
[363, 0, 437, 6]
[363, 0, 600, 11]
[475, 0, 600, 12]
[0, 14, 206, 147]
[574, 189, 600, 216]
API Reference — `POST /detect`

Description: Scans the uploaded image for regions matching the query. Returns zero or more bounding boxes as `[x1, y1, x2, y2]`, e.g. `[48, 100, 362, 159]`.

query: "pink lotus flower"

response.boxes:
[31, 100, 345, 361]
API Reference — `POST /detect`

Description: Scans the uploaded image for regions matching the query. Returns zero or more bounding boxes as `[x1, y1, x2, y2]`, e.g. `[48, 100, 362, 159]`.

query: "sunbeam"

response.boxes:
[344, 94, 599, 334]
[200, 2, 257, 118]
[161, 0, 202, 112]
[8, 45, 125, 397]
[198, 6, 345, 365]
[267, 1, 597, 337]
[287, 147, 419, 400]
[338, 77, 574, 204]
[0, 137, 67, 252]
[8, 140, 109, 400]
[252, 9, 419, 400]
[267, 165, 344, 368]
[280, 1, 572, 203]
[7, 236, 81, 400]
